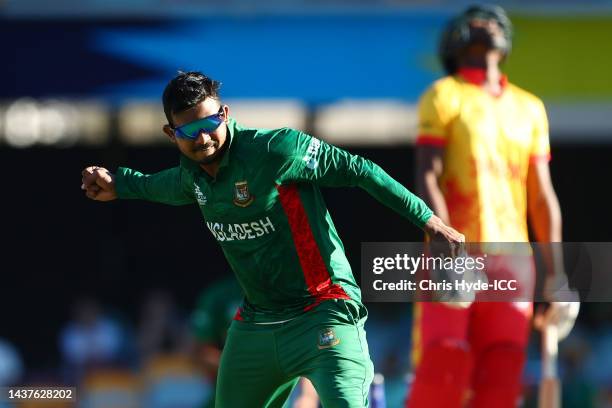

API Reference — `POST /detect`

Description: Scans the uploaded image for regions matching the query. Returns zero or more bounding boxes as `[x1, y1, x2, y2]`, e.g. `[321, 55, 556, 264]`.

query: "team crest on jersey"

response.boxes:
[233, 180, 255, 207]
[317, 328, 340, 349]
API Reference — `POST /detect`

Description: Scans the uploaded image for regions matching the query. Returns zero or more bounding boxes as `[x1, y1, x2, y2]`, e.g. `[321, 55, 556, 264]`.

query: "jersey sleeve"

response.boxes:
[529, 98, 552, 163]
[415, 82, 454, 147]
[267, 128, 433, 228]
[114, 166, 195, 205]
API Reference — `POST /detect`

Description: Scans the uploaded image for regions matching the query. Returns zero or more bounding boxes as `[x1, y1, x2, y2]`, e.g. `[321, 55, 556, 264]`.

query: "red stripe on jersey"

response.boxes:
[529, 153, 552, 163]
[276, 184, 349, 308]
[416, 135, 447, 147]
[233, 307, 244, 321]
[458, 67, 508, 97]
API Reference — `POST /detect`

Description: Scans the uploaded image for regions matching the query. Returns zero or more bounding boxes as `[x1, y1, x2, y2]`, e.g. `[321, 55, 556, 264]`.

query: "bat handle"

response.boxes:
[542, 323, 559, 379]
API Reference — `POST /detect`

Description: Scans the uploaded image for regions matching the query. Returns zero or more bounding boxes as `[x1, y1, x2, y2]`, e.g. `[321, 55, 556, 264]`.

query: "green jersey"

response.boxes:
[115, 118, 432, 323]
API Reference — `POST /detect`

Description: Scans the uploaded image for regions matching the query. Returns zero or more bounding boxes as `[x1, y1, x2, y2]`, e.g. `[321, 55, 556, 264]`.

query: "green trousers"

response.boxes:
[215, 299, 374, 408]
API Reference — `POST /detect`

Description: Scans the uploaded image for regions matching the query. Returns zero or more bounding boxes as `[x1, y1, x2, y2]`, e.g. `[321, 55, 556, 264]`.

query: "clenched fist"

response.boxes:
[81, 166, 117, 201]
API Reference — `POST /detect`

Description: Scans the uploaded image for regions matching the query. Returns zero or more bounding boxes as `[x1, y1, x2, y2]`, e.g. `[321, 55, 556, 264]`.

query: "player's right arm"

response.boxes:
[416, 146, 449, 225]
[415, 82, 456, 226]
[81, 165, 194, 205]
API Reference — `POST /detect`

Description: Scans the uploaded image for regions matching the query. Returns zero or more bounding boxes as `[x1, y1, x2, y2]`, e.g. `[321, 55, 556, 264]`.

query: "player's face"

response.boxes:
[468, 18, 507, 53]
[167, 98, 230, 165]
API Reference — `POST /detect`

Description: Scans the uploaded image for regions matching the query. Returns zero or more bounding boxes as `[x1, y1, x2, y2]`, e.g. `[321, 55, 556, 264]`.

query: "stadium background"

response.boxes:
[1, 0, 612, 406]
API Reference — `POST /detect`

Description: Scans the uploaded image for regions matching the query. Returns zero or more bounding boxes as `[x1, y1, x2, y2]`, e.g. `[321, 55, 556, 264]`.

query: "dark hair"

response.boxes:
[162, 71, 221, 126]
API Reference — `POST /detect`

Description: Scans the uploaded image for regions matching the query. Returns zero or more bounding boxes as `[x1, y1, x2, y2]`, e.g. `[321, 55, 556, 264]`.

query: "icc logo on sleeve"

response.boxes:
[194, 183, 207, 205]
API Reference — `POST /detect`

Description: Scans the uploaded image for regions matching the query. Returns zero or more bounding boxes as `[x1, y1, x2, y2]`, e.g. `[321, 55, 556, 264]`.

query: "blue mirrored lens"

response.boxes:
[175, 114, 223, 140]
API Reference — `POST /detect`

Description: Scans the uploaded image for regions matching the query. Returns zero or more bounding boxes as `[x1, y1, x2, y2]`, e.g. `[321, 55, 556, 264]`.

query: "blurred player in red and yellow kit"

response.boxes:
[406, 5, 563, 408]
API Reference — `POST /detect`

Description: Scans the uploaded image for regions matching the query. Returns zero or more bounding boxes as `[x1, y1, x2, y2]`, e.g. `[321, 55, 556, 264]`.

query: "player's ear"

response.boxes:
[163, 124, 177, 144]
[222, 104, 230, 122]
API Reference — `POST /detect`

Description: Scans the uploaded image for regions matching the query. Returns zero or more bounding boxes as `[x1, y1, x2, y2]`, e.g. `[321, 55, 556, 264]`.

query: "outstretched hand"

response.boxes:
[81, 166, 117, 201]
[423, 214, 465, 256]
[423, 214, 471, 308]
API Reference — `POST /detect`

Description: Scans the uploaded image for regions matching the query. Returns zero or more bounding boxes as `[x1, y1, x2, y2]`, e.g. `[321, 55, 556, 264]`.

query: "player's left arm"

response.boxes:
[527, 159, 562, 243]
[269, 129, 463, 243]
[526, 97, 561, 243]
[526, 98, 563, 283]
[526, 100, 578, 338]
[527, 158, 564, 293]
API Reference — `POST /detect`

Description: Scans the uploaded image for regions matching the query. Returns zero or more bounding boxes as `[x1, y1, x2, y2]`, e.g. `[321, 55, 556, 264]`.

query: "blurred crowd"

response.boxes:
[1, 290, 208, 408]
[1, 286, 612, 407]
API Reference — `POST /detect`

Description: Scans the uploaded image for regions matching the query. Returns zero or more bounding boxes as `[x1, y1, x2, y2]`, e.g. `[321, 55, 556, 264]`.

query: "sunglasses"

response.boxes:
[173, 107, 225, 140]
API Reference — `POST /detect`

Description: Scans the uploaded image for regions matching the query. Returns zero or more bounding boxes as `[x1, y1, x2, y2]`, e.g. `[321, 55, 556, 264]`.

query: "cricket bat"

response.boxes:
[538, 323, 561, 408]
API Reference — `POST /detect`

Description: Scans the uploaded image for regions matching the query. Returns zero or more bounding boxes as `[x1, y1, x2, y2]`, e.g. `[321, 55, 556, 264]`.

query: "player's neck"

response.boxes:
[459, 52, 503, 95]
[459, 65, 503, 95]
[484, 66, 502, 95]
[200, 161, 220, 178]
[484, 52, 502, 89]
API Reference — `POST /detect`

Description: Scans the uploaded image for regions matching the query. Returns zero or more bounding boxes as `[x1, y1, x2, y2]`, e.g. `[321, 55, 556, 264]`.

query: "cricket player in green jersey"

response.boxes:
[81, 71, 464, 407]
